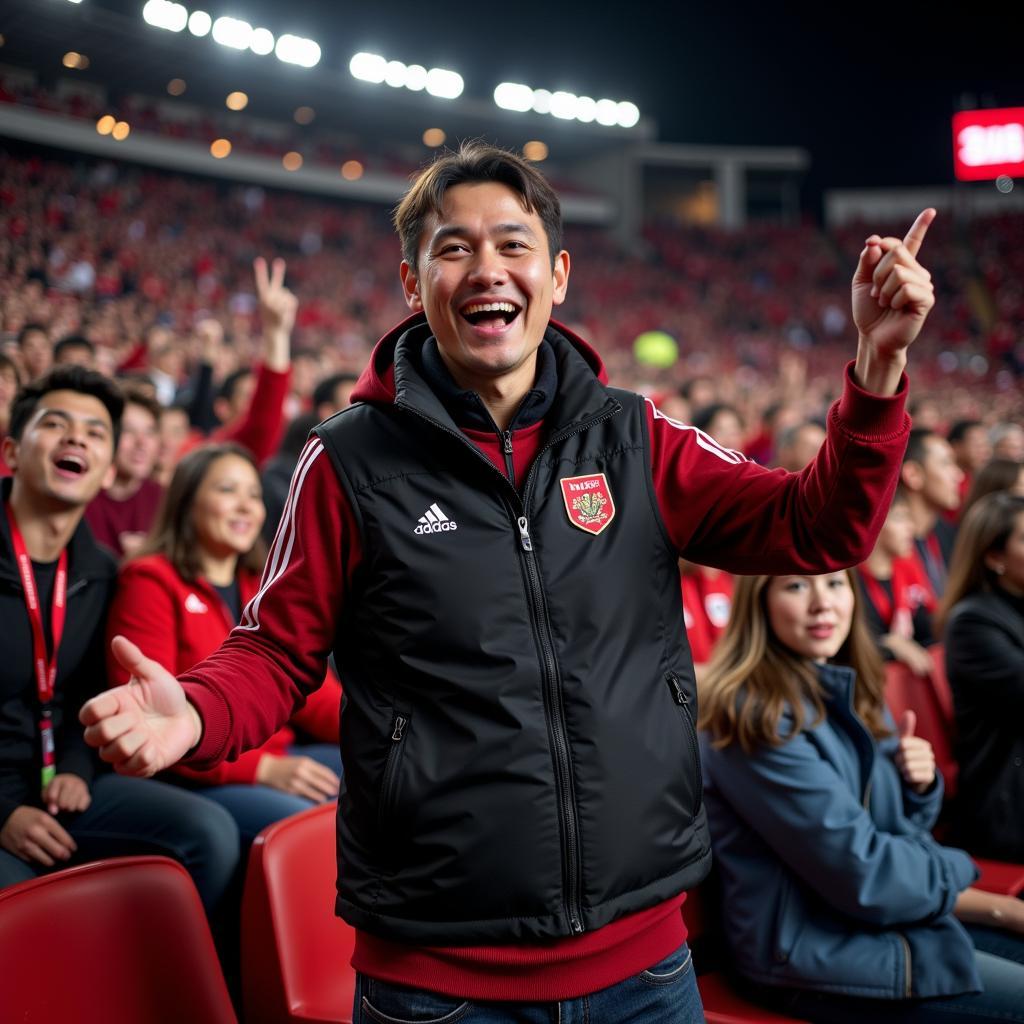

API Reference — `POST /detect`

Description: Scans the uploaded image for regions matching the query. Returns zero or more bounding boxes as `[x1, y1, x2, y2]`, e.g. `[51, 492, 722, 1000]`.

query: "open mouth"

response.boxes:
[460, 300, 521, 330]
[53, 454, 87, 477]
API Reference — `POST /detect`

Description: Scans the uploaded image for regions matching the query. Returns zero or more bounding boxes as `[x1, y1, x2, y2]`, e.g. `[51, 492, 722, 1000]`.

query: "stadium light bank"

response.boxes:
[494, 82, 640, 128]
[349, 52, 464, 100]
[141, 1, 320, 67]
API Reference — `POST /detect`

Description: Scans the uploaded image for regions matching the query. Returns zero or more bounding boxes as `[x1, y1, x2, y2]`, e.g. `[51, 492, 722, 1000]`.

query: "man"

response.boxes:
[83, 145, 934, 1022]
[84, 386, 163, 557]
[52, 335, 96, 369]
[900, 428, 964, 599]
[16, 323, 51, 382]
[947, 418, 992, 510]
[312, 371, 359, 421]
[0, 366, 238, 910]
[774, 419, 827, 472]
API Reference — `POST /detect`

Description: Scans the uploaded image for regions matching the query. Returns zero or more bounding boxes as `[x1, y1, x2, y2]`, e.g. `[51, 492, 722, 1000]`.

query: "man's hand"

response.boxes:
[892, 709, 937, 794]
[253, 256, 296, 372]
[41, 773, 91, 816]
[851, 208, 936, 394]
[255, 754, 340, 803]
[79, 636, 202, 777]
[0, 806, 77, 867]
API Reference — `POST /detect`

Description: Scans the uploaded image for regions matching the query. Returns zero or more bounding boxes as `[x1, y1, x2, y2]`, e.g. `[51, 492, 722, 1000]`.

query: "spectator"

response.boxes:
[990, 423, 1024, 463]
[857, 488, 936, 674]
[939, 493, 1024, 860]
[0, 353, 21, 475]
[774, 420, 826, 472]
[948, 419, 992, 508]
[961, 459, 1024, 524]
[679, 561, 734, 682]
[692, 402, 745, 454]
[16, 323, 51, 382]
[699, 569, 1024, 1021]
[261, 412, 319, 544]
[106, 443, 343, 846]
[84, 386, 163, 558]
[52, 335, 96, 369]
[900, 428, 963, 599]
[312, 371, 359, 422]
[154, 404, 191, 487]
[0, 366, 238, 910]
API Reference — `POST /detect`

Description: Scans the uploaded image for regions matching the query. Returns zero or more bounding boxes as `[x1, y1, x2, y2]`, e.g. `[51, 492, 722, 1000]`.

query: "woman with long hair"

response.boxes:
[698, 568, 1024, 1022]
[938, 492, 1024, 860]
[106, 443, 343, 844]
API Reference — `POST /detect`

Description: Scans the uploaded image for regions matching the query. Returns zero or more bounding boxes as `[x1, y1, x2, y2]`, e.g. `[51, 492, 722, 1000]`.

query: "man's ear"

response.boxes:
[1, 435, 17, 474]
[100, 459, 117, 492]
[400, 261, 423, 311]
[551, 250, 571, 307]
[900, 461, 923, 492]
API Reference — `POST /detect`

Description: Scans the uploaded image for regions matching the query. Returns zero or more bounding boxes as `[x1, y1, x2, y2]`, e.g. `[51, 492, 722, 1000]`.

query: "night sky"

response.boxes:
[46, 1, 1024, 207]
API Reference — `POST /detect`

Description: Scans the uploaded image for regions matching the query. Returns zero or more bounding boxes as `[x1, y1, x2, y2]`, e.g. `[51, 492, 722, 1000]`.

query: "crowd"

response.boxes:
[0, 142, 1022, 1020]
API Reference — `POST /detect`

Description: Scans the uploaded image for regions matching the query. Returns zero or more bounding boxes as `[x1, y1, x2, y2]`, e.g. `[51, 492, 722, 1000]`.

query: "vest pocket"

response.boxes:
[377, 712, 411, 844]
[667, 672, 703, 819]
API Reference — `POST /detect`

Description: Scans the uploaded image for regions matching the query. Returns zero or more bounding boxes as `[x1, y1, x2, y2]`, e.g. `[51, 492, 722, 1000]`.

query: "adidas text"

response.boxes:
[414, 521, 458, 534]
[414, 502, 458, 535]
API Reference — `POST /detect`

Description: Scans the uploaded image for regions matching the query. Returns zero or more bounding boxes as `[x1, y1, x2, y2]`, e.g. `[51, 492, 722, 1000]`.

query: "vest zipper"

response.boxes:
[397, 396, 620, 937]
[897, 932, 912, 997]
[378, 713, 409, 835]
[502, 430, 515, 488]
[667, 672, 703, 816]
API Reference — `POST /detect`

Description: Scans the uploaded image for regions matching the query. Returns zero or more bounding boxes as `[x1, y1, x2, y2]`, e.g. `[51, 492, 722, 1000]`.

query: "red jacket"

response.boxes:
[681, 567, 735, 664]
[176, 318, 910, 998]
[107, 554, 341, 785]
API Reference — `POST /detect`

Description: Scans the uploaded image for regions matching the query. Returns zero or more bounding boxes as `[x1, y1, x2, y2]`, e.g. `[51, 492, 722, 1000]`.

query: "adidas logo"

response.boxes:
[414, 502, 459, 535]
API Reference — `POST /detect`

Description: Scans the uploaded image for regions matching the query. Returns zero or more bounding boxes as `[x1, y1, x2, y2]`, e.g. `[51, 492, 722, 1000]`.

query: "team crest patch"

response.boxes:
[560, 473, 616, 536]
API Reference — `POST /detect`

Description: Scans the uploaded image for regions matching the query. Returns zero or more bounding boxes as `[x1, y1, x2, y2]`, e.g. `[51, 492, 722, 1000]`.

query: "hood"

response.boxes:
[350, 312, 609, 406]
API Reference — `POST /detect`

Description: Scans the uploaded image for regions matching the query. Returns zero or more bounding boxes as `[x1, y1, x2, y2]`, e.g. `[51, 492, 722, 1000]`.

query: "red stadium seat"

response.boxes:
[885, 648, 1024, 897]
[242, 801, 356, 1024]
[0, 855, 236, 1024]
[683, 888, 807, 1023]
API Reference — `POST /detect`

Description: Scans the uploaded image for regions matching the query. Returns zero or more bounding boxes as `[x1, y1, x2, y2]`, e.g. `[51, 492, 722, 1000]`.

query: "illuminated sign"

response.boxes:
[953, 108, 1024, 181]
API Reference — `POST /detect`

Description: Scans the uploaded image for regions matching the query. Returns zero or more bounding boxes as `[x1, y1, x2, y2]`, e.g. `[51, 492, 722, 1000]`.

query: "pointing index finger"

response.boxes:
[903, 208, 936, 258]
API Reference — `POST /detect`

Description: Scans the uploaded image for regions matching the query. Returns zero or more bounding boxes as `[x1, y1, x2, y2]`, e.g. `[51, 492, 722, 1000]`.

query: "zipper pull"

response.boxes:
[392, 716, 407, 742]
[517, 516, 533, 552]
[502, 430, 513, 455]
[667, 673, 687, 706]
[570, 916, 583, 934]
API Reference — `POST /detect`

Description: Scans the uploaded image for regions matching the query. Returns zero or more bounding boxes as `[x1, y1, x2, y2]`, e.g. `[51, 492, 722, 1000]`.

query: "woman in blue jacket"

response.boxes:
[698, 567, 1024, 1022]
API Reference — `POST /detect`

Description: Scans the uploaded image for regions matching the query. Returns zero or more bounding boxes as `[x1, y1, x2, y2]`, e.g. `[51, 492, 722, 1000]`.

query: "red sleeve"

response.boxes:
[170, 745, 276, 786]
[106, 563, 180, 687]
[180, 436, 359, 770]
[211, 362, 291, 465]
[647, 363, 910, 574]
[290, 667, 343, 743]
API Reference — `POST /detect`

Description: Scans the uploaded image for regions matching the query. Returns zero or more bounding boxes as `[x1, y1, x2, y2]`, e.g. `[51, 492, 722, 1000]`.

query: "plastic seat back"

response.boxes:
[242, 801, 355, 1024]
[0, 855, 236, 1024]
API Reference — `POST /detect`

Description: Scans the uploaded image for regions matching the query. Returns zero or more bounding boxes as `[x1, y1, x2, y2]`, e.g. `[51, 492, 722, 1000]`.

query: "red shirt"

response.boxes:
[84, 478, 164, 558]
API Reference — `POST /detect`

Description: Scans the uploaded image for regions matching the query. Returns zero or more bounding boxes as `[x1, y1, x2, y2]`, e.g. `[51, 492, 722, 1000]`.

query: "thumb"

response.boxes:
[898, 709, 917, 739]
[853, 240, 883, 285]
[110, 634, 158, 680]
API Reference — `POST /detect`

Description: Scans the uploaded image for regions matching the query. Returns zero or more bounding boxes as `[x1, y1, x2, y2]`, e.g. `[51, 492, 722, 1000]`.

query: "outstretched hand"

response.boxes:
[852, 208, 936, 360]
[253, 256, 298, 339]
[79, 636, 201, 777]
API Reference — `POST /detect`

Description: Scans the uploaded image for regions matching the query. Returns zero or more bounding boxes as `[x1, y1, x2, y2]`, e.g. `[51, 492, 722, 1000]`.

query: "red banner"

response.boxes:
[953, 108, 1024, 181]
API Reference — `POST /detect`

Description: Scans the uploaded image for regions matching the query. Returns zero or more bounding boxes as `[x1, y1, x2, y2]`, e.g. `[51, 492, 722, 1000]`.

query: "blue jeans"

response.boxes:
[353, 942, 704, 1023]
[197, 742, 342, 846]
[0, 773, 239, 912]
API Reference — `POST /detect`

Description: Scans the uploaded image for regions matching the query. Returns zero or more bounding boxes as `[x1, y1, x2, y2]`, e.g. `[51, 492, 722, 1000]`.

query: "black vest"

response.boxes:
[315, 322, 711, 944]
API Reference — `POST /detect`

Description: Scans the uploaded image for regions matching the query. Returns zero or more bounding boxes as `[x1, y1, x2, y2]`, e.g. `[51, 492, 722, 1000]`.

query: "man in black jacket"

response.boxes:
[0, 365, 238, 911]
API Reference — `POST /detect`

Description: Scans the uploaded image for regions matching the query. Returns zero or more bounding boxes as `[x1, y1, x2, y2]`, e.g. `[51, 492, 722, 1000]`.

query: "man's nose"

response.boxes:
[467, 246, 507, 286]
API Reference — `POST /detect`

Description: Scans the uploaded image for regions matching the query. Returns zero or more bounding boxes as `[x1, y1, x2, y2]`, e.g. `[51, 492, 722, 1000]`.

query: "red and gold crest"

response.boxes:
[559, 473, 616, 536]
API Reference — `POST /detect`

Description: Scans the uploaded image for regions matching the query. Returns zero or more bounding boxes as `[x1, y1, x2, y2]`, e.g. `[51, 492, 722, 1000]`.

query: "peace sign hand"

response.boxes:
[254, 256, 298, 338]
[852, 208, 936, 360]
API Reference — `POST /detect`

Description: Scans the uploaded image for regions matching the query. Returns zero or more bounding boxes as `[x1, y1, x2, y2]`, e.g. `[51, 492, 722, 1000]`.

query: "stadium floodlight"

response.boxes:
[531, 89, 552, 115]
[275, 34, 321, 68]
[143, 0, 187, 33]
[424, 67, 463, 99]
[250, 27, 275, 56]
[385, 60, 407, 88]
[575, 96, 596, 123]
[405, 64, 427, 91]
[494, 82, 534, 112]
[595, 98, 618, 126]
[350, 52, 387, 83]
[187, 10, 211, 36]
[616, 101, 640, 128]
[212, 16, 252, 50]
[550, 91, 577, 120]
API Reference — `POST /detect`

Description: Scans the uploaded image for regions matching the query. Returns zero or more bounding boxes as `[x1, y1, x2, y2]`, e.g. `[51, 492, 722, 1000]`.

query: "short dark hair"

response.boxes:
[120, 383, 162, 424]
[692, 402, 743, 435]
[8, 365, 124, 444]
[903, 427, 938, 466]
[0, 351, 21, 384]
[947, 419, 982, 445]
[16, 323, 49, 347]
[393, 142, 563, 269]
[312, 372, 358, 410]
[53, 334, 96, 362]
[217, 368, 253, 404]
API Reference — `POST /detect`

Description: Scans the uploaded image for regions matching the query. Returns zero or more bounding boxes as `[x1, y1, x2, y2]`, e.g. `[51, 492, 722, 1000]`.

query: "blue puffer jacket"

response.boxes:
[700, 663, 981, 999]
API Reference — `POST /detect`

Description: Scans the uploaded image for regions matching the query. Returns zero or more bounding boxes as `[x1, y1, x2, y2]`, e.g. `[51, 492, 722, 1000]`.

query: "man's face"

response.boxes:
[955, 425, 992, 473]
[2, 390, 116, 507]
[19, 329, 52, 379]
[400, 182, 569, 386]
[115, 402, 160, 483]
[920, 436, 964, 512]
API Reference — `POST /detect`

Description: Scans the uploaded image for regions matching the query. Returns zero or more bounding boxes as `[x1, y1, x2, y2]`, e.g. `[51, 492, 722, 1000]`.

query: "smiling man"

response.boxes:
[82, 144, 936, 1023]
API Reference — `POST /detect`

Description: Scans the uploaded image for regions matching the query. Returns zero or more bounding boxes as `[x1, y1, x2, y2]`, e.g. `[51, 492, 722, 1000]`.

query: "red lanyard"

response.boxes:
[6, 504, 68, 788]
[859, 569, 893, 628]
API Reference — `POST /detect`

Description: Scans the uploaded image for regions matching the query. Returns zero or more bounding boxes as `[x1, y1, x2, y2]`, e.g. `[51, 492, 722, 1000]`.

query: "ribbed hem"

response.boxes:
[835, 361, 910, 440]
[351, 894, 687, 1001]
[180, 681, 234, 769]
